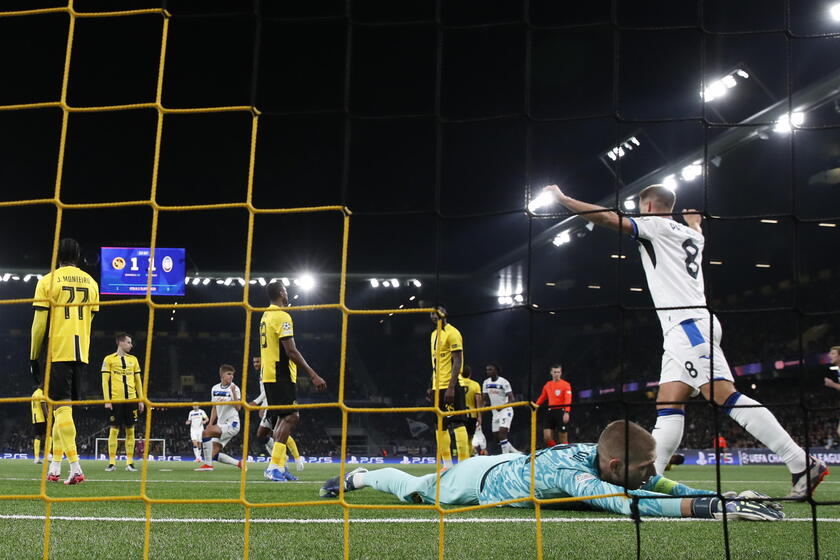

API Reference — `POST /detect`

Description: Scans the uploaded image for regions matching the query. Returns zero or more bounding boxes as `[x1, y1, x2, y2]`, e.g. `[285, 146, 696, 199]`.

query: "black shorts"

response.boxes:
[32, 421, 47, 438]
[544, 409, 567, 433]
[435, 386, 467, 428]
[109, 402, 139, 427]
[48, 361, 85, 402]
[263, 377, 298, 428]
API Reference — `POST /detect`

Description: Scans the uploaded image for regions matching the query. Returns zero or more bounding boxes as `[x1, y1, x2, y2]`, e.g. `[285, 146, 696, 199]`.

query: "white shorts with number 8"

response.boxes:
[660, 315, 733, 392]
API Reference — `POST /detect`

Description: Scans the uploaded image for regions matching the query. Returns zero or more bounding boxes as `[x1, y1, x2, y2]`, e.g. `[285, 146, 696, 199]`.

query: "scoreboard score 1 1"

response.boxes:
[100, 247, 186, 296]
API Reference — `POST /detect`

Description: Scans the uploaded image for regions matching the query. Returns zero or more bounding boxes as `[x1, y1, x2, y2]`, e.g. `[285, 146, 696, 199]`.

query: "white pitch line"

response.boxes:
[0, 514, 838, 524]
[676, 480, 840, 484]
[0, 477, 319, 484]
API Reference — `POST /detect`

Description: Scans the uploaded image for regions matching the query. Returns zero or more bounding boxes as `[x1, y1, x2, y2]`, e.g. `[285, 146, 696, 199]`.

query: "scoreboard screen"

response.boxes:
[100, 247, 186, 296]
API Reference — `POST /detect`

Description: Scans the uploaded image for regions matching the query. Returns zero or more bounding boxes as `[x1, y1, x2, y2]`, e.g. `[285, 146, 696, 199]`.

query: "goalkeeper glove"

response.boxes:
[30, 360, 42, 386]
[691, 495, 784, 521]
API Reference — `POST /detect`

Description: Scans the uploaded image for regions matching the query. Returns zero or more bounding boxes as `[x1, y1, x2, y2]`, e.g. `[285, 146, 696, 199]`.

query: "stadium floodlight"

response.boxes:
[552, 230, 571, 247]
[701, 67, 749, 102]
[528, 190, 554, 213]
[411, 279, 422, 287]
[497, 296, 513, 305]
[370, 278, 379, 288]
[623, 198, 636, 210]
[701, 79, 728, 102]
[662, 174, 678, 191]
[513, 294, 524, 303]
[773, 111, 805, 133]
[680, 162, 702, 182]
[389, 278, 399, 287]
[409, 295, 416, 301]
[258, 277, 267, 286]
[382, 280, 391, 287]
[281, 277, 290, 286]
[223, 277, 234, 286]
[603, 135, 640, 162]
[831, 2, 840, 21]
[297, 274, 315, 291]
[202, 278, 211, 286]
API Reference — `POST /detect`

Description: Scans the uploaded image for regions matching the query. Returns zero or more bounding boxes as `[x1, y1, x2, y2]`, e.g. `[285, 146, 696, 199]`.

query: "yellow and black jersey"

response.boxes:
[101, 352, 144, 401]
[430, 323, 464, 391]
[259, 304, 297, 383]
[460, 377, 482, 419]
[31, 388, 46, 424]
[32, 266, 99, 363]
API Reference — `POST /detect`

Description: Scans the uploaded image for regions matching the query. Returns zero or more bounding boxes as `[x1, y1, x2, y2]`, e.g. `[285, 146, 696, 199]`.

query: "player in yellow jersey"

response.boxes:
[459, 366, 484, 455]
[30, 238, 99, 485]
[260, 282, 327, 482]
[248, 356, 306, 470]
[428, 305, 471, 467]
[101, 332, 145, 472]
[31, 384, 47, 464]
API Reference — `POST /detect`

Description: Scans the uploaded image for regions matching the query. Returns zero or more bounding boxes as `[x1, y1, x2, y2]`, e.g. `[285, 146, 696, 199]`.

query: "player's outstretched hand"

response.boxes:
[542, 184, 565, 201]
[311, 374, 327, 392]
[731, 490, 783, 511]
[719, 498, 785, 521]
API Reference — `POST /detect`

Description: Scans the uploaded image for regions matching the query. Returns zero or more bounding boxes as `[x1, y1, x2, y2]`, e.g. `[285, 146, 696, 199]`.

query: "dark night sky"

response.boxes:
[1, 1, 840, 396]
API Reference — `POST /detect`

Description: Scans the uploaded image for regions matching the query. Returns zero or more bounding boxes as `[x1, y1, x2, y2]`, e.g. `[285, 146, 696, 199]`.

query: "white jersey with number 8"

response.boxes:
[629, 216, 708, 334]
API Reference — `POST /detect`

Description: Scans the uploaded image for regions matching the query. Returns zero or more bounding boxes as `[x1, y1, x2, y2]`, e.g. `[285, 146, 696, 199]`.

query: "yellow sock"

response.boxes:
[270, 442, 288, 469]
[108, 427, 119, 464]
[34, 438, 41, 461]
[54, 406, 78, 463]
[286, 436, 300, 460]
[125, 427, 135, 465]
[51, 421, 63, 460]
[436, 429, 453, 464]
[453, 425, 471, 463]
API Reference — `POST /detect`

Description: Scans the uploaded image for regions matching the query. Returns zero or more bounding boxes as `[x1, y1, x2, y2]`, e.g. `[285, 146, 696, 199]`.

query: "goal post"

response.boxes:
[94, 438, 167, 460]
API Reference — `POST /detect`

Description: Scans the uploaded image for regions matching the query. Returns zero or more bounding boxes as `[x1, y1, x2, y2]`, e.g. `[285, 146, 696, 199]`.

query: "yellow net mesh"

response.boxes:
[0, 4, 624, 559]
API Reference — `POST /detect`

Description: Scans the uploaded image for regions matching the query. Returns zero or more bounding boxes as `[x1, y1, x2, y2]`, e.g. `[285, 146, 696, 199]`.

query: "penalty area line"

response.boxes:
[0, 514, 838, 524]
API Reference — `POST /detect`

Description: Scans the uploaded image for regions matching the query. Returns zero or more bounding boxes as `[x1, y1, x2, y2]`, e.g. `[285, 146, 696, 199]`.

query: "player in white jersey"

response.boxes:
[185, 405, 209, 462]
[541, 184, 828, 499]
[195, 364, 242, 471]
[481, 363, 519, 454]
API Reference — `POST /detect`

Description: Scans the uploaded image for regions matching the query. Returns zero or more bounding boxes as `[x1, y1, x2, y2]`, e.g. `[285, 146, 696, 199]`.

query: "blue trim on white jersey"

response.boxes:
[680, 319, 704, 347]
[629, 217, 639, 240]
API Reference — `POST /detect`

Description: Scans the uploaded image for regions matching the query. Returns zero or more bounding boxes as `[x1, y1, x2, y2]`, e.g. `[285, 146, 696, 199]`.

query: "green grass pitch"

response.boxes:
[0, 460, 837, 559]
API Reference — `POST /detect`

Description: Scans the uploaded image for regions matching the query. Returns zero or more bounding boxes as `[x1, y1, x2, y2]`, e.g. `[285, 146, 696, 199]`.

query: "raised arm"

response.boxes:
[542, 185, 635, 236]
[682, 209, 702, 234]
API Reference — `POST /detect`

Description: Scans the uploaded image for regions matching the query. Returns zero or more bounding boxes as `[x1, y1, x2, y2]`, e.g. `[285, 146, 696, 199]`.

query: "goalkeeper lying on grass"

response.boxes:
[321, 420, 783, 521]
